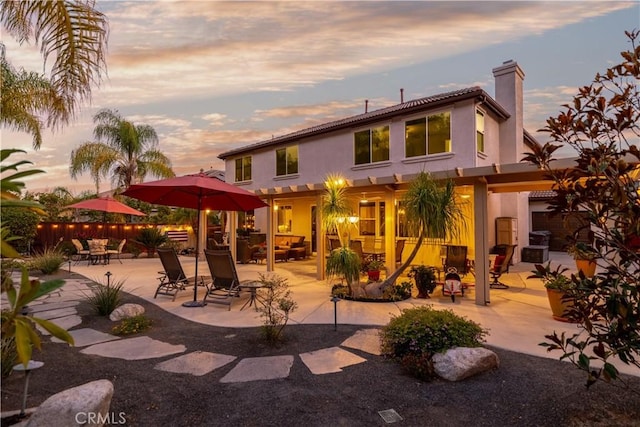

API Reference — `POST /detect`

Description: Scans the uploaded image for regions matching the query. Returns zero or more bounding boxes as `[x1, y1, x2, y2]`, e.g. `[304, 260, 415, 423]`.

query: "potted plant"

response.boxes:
[567, 242, 598, 277]
[528, 262, 576, 322]
[408, 265, 437, 298]
[363, 259, 384, 281]
[132, 227, 168, 258]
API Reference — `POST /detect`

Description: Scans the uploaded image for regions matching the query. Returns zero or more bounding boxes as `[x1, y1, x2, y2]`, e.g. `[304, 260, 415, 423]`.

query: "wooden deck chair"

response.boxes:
[202, 249, 246, 310]
[490, 244, 516, 289]
[155, 248, 192, 301]
[71, 239, 90, 264]
[395, 239, 406, 268]
[444, 245, 469, 278]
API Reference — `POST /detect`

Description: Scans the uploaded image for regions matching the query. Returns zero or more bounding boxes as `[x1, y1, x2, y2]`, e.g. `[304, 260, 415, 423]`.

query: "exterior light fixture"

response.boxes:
[348, 214, 359, 224]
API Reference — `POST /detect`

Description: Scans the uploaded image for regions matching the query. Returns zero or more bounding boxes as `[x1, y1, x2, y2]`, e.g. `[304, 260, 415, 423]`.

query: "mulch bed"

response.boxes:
[2, 271, 639, 426]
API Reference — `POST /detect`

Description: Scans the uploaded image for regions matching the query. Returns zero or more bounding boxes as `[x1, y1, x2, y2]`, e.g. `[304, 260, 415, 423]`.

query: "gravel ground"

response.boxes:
[2, 272, 639, 427]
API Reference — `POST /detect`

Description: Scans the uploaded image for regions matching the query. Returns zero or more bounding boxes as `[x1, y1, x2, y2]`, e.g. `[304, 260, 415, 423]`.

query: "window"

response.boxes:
[235, 156, 252, 182]
[358, 201, 385, 236]
[276, 146, 298, 176]
[405, 112, 451, 157]
[476, 110, 485, 153]
[276, 205, 292, 233]
[354, 125, 389, 165]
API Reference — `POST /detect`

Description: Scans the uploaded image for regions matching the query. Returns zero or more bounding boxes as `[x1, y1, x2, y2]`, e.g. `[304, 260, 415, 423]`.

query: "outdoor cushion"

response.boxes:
[493, 255, 506, 271]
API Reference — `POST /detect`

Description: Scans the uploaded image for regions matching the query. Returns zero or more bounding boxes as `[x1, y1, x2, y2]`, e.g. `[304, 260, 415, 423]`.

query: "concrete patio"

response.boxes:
[67, 250, 639, 377]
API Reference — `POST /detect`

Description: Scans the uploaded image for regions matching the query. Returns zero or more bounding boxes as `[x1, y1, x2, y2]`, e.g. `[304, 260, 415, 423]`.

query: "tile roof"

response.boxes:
[529, 190, 557, 200]
[219, 86, 509, 159]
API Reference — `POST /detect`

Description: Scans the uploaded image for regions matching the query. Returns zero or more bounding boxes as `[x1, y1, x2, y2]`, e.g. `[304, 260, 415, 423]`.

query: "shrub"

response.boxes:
[28, 247, 65, 274]
[86, 279, 124, 316]
[132, 227, 168, 257]
[256, 274, 298, 345]
[112, 315, 152, 335]
[382, 281, 413, 301]
[1, 208, 40, 254]
[380, 306, 487, 380]
[331, 284, 350, 299]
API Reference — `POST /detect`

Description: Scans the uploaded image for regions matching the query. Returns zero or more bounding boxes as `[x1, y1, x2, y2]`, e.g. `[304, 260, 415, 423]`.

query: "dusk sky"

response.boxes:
[3, 1, 638, 195]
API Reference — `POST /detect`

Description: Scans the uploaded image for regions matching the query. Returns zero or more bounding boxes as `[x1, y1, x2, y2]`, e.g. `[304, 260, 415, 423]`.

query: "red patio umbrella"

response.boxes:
[123, 172, 268, 307]
[66, 196, 146, 216]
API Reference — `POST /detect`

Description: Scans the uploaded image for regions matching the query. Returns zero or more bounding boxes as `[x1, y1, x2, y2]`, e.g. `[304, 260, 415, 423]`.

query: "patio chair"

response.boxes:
[202, 249, 246, 310]
[443, 245, 469, 278]
[106, 239, 126, 264]
[71, 239, 90, 264]
[490, 244, 516, 289]
[395, 239, 405, 268]
[155, 247, 197, 301]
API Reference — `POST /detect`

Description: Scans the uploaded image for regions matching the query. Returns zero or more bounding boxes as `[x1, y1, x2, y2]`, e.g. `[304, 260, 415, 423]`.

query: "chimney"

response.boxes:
[400, 88, 404, 103]
[365, 99, 369, 113]
[492, 60, 525, 163]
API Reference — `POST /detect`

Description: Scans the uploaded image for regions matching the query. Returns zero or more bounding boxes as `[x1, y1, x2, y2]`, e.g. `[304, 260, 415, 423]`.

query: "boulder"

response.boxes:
[363, 282, 385, 298]
[109, 303, 145, 321]
[433, 347, 499, 381]
[26, 380, 114, 427]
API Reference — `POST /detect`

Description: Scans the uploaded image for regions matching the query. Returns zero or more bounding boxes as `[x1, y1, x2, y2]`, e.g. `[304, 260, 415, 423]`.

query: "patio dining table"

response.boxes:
[363, 248, 386, 262]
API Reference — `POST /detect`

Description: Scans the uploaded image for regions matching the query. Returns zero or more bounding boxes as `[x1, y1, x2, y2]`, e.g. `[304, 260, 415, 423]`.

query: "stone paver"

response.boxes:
[27, 301, 79, 313]
[34, 307, 78, 320]
[36, 315, 82, 335]
[51, 328, 120, 347]
[341, 328, 382, 355]
[155, 351, 237, 376]
[81, 336, 186, 360]
[299, 346, 367, 374]
[220, 355, 294, 383]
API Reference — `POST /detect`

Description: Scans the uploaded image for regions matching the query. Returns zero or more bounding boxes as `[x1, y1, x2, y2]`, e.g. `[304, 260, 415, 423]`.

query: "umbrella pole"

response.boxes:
[182, 200, 206, 307]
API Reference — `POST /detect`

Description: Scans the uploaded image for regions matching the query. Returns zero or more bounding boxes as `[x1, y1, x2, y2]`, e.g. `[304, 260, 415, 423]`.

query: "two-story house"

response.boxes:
[219, 60, 564, 305]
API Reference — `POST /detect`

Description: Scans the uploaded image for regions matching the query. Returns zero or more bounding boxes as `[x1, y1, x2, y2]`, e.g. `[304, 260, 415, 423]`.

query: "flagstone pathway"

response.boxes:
[3, 275, 382, 383]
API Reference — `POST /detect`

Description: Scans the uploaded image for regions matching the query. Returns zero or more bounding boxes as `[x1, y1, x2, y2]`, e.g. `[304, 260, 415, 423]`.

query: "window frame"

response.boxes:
[234, 156, 252, 182]
[476, 109, 485, 153]
[354, 125, 390, 165]
[404, 111, 452, 158]
[275, 145, 299, 177]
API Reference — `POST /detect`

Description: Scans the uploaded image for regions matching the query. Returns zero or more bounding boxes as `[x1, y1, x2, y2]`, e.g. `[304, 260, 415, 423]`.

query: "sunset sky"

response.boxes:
[3, 1, 638, 194]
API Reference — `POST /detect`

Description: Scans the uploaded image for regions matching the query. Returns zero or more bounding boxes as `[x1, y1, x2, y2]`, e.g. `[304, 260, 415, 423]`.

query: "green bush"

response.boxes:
[132, 227, 168, 257]
[1, 208, 40, 254]
[382, 281, 413, 301]
[256, 274, 298, 345]
[380, 306, 488, 380]
[86, 279, 124, 316]
[112, 315, 152, 335]
[331, 284, 350, 299]
[28, 247, 65, 274]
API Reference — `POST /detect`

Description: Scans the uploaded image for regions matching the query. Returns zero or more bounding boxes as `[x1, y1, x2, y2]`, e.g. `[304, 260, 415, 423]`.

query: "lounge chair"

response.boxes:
[202, 249, 247, 310]
[490, 244, 516, 289]
[155, 248, 203, 301]
[443, 245, 469, 278]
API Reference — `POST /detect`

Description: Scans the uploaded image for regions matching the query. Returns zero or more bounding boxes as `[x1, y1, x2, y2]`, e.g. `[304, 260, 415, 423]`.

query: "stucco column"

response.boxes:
[316, 192, 325, 281]
[228, 211, 237, 263]
[266, 196, 274, 272]
[384, 189, 396, 274]
[474, 179, 490, 305]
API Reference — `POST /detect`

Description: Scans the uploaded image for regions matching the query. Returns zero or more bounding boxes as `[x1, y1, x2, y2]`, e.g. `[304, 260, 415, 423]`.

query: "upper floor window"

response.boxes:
[276, 146, 298, 176]
[354, 125, 389, 165]
[405, 112, 451, 157]
[235, 156, 252, 182]
[476, 110, 485, 153]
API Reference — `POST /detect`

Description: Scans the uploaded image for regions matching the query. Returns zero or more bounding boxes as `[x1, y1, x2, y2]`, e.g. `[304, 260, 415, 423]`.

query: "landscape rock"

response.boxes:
[109, 303, 145, 321]
[26, 380, 114, 427]
[433, 347, 499, 381]
[363, 282, 384, 298]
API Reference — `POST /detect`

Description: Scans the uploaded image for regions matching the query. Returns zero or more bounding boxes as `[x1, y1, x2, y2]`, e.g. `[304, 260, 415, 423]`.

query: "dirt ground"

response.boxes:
[2, 272, 639, 427]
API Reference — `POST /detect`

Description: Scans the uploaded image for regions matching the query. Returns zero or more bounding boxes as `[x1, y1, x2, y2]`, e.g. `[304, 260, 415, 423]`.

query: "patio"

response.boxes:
[69, 250, 639, 377]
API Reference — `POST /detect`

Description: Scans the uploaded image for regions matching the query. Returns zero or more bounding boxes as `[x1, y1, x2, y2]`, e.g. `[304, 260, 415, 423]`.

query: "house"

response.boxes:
[219, 60, 562, 305]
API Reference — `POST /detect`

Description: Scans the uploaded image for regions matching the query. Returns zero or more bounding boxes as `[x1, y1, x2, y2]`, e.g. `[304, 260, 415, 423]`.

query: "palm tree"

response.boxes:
[70, 109, 175, 193]
[1, 0, 108, 145]
[381, 172, 467, 289]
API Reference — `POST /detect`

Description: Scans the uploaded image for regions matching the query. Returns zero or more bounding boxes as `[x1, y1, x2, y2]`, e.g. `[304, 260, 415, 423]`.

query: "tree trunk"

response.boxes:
[381, 233, 424, 290]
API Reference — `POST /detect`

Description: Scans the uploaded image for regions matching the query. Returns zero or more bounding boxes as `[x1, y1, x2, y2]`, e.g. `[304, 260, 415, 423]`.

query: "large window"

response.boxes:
[235, 156, 252, 182]
[276, 146, 298, 176]
[354, 125, 389, 165]
[476, 110, 485, 153]
[405, 112, 451, 157]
